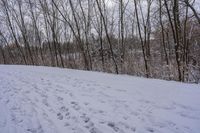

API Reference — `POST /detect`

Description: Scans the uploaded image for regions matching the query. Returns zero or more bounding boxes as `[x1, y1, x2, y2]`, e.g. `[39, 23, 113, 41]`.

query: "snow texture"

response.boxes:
[0, 65, 200, 133]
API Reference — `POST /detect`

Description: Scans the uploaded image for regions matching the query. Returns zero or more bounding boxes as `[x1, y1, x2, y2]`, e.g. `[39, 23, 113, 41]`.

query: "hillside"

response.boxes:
[0, 65, 200, 133]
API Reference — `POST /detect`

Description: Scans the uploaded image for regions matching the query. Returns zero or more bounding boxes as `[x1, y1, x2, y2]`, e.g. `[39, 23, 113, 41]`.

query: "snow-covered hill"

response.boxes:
[0, 65, 200, 133]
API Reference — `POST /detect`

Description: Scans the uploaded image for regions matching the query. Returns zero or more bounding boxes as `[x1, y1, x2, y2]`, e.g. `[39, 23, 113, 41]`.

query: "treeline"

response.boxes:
[0, 0, 199, 82]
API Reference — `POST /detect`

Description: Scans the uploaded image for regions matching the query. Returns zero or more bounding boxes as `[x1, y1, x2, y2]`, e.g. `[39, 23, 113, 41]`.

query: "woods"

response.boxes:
[0, 0, 199, 82]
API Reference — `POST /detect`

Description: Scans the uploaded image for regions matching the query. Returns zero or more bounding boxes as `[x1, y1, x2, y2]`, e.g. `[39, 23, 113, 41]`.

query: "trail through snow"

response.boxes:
[0, 65, 200, 133]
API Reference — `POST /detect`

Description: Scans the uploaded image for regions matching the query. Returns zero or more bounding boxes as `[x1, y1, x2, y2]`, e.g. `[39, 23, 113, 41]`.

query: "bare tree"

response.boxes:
[158, 0, 170, 79]
[134, 0, 149, 78]
[1, 0, 27, 64]
[95, 0, 119, 74]
[184, 0, 200, 24]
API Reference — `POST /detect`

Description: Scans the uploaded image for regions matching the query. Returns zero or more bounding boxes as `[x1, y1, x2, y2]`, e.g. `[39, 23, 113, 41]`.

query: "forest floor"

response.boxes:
[0, 65, 200, 133]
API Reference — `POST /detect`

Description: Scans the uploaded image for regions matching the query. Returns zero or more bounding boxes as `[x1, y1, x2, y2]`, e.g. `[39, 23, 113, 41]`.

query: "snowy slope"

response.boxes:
[0, 65, 200, 133]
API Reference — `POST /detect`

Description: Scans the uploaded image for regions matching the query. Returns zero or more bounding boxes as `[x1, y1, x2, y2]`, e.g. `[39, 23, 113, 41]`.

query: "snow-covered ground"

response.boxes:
[0, 65, 200, 133]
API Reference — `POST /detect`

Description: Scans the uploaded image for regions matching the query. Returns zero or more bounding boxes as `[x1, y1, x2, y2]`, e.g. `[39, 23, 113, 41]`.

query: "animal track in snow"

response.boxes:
[57, 113, 63, 120]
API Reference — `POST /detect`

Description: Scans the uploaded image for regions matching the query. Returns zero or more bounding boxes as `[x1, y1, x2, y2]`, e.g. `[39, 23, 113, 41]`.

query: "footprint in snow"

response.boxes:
[56, 96, 64, 102]
[130, 111, 140, 116]
[131, 127, 136, 132]
[107, 122, 120, 132]
[55, 89, 64, 93]
[69, 93, 74, 98]
[90, 127, 102, 133]
[57, 113, 63, 120]
[71, 101, 81, 111]
[139, 99, 154, 105]
[123, 116, 129, 120]
[84, 102, 89, 106]
[42, 99, 49, 107]
[60, 106, 70, 119]
[71, 101, 77, 105]
[58, 106, 71, 119]
[99, 120, 106, 124]
[33, 85, 39, 90]
[116, 89, 127, 92]
[11, 115, 23, 124]
[64, 122, 70, 127]
[178, 112, 200, 120]
[173, 102, 195, 111]
[56, 84, 64, 89]
[24, 90, 30, 94]
[85, 121, 94, 129]
[86, 84, 91, 87]
[80, 114, 90, 123]
[106, 86, 111, 89]
[4, 99, 10, 104]
[146, 127, 155, 132]
[27, 125, 44, 133]
[60, 106, 68, 112]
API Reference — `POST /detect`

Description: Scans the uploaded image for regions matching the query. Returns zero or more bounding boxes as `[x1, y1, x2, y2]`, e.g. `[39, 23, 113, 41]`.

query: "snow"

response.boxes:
[0, 65, 200, 133]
